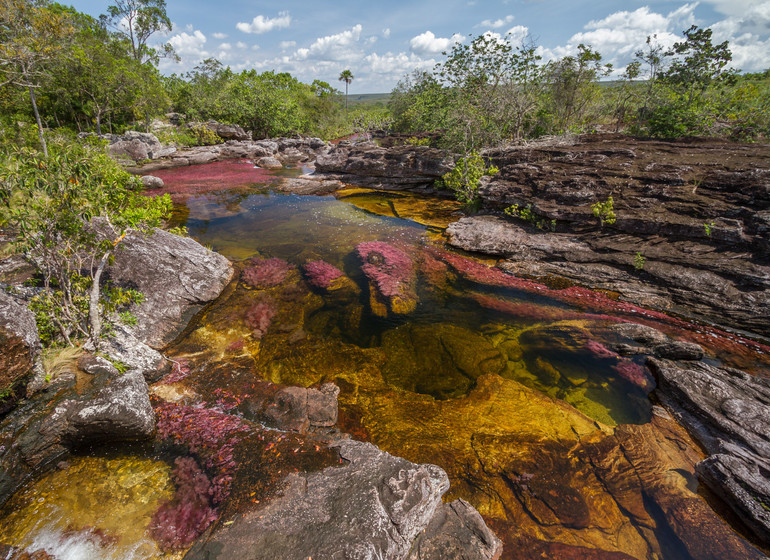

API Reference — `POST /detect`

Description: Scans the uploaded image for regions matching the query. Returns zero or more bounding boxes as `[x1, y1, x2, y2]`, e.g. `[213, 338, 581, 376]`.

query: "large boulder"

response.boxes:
[0, 291, 44, 404]
[108, 228, 234, 348]
[184, 439, 501, 560]
[205, 121, 251, 141]
[107, 131, 176, 162]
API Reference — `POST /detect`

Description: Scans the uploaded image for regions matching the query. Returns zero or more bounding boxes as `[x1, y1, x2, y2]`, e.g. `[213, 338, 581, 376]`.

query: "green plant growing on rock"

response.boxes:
[633, 252, 646, 270]
[441, 151, 498, 207]
[0, 136, 171, 349]
[704, 222, 715, 236]
[592, 196, 616, 226]
[504, 203, 556, 231]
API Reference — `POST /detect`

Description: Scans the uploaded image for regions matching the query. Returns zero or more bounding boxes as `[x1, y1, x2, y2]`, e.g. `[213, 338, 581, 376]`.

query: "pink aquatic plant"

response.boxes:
[161, 359, 191, 384]
[612, 360, 655, 392]
[245, 298, 277, 339]
[154, 402, 250, 505]
[149, 457, 218, 551]
[356, 241, 415, 298]
[584, 340, 619, 360]
[242, 257, 293, 289]
[302, 260, 344, 290]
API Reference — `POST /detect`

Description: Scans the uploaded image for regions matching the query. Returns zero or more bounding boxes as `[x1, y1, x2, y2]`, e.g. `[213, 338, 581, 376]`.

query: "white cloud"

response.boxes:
[409, 31, 464, 55]
[168, 29, 208, 57]
[236, 41, 248, 49]
[212, 32, 228, 40]
[280, 40, 297, 49]
[294, 24, 363, 62]
[507, 25, 530, 44]
[236, 11, 291, 34]
[478, 15, 514, 29]
[382, 28, 391, 38]
[218, 42, 232, 50]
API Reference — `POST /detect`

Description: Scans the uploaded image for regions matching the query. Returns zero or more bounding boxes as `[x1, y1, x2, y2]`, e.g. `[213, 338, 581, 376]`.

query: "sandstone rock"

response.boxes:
[108, 131, 176, 162]
[274, 177, 344, 195]
[261, 382, 339, 432]
[277, 147, 308, 164]
[141, 175, 164, 189]
[650, 357, 770, 545]
[407, 498, 502, 560]
[0, 291, 44, 402]
[93, 323, 169, 382]
[653, 340, 704, 360]
[256, 156, 283, 169]
[208, 122, 250, 141]
[108, 228, 234, 348]
[76, 354, 119, 377]
[60, 369, 155, 444]
[184, 440, 475, 560]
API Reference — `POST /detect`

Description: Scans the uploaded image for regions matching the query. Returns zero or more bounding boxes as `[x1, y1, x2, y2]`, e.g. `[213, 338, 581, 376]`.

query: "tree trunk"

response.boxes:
[28, 86, 48, 158]
[88, 249, 111, 351]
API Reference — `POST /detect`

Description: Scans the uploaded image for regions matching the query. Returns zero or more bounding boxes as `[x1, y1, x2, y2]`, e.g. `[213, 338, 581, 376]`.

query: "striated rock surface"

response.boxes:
[184, 439, 500, 560]
[440, 134, 770, 338]
[315, 143, 454, 192]
[649, 357, 770, 545]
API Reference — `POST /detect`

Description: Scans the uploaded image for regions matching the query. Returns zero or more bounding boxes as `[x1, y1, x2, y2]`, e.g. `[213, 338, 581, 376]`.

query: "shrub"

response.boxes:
[591, 196, 616, 226]
[440, 151, 499, 206]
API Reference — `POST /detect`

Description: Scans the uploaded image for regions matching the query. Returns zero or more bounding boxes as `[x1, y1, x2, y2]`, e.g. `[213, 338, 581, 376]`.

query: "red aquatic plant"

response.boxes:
[242, 257, 293, 288]
[245, 298, 277, 339]
[612, 360, 655, 392]
[584, 340, 619, 360]
[149, 457, 218, 551]
[226, 339, 245, 352]
[302, 260, 344, 290]
[161, 359, 191, 384]
[356, 241, 414, 297]
[154, 402, 249, 505]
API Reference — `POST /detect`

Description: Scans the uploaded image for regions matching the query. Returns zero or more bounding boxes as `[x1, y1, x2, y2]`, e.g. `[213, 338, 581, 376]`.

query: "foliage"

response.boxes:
[440, 151, 498, 206]
[633, 252, 646, 270]
[0, 137, 171, 348]
[704, 222, 715, 236]
[591, 196, 616, 226]
[339, 69, 354, 112]
[504, 203, 556, 231]
[101, 0, 176, 64]
[405, 136, 430, 147]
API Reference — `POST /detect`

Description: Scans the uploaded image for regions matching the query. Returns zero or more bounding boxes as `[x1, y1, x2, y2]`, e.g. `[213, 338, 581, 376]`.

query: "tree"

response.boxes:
[0, 0, 73, 157]
[0, 137, 171, 348]
[102, 0, 176, 63]
[544, 44, 611, 132]
[338, 69, 354, 112]
[660, 25, 735, 107]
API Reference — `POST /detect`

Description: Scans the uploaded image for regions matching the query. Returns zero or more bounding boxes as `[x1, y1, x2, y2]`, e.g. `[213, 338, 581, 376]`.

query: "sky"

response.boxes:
[66, 0, 770, 93]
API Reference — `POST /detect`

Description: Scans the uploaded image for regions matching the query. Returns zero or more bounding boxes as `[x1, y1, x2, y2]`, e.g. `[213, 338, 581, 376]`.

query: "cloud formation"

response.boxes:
[478, 15, 515, 28]
[410, 31, 463, 54]
[236, 12, 291, 34]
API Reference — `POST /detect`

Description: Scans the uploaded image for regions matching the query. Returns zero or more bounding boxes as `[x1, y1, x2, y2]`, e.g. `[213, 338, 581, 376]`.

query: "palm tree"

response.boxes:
[338, 69, 354, 113]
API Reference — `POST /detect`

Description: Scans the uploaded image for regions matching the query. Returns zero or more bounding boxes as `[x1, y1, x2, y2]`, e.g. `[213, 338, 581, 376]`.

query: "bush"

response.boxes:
[440, 152, 499, 207]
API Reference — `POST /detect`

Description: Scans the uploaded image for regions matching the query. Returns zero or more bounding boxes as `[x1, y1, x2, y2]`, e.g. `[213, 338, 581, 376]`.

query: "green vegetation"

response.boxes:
[439, 152, 498, 208]
[504, 204, 556, 231]
[704, 222, 715, 236]
[591, 196, 616, 226]
[0, 136, 171, 349]
[633, 252, 646, 271]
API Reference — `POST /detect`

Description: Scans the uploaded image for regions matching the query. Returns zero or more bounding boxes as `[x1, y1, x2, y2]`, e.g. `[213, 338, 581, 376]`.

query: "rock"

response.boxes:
[0, 291, 45, 402]
[277, 147, 308, 164]
[261, 382, 339, 432]
[184, 439, 480, 560]
[59, 369, 155, 444]
[141, 175, 164, 189]
[108, 228, 234, 348]
[653, 340, 704, 360]
[76, 354, 119, 377]
[107, 131, 176, 162]
[255, 156, 283, 169]
[649, 357, 770, 545]
[208, 122, 251, 141]
[407, 498, 503, 560]
[315, 143, 453, 191]
[274, 177, 343, 195]
[93, 323, 169, 382]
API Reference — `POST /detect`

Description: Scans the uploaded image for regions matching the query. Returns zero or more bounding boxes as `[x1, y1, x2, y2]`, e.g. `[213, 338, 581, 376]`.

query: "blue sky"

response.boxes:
[67, 0, 770, 93]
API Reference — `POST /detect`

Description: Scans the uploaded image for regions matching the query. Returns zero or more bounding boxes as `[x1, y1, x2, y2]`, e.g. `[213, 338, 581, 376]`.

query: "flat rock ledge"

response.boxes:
[446, 214, 770, 339]
[184, 439, 502, 560]
[649, 358, 770, 546]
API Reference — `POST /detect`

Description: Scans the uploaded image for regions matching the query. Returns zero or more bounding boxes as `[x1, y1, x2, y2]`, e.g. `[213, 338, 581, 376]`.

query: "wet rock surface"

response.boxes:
[441, 134, 770, 338]
[0, 358, 154, 508]
[184, 439, 500, 560]
[650, 357, 770, 545]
